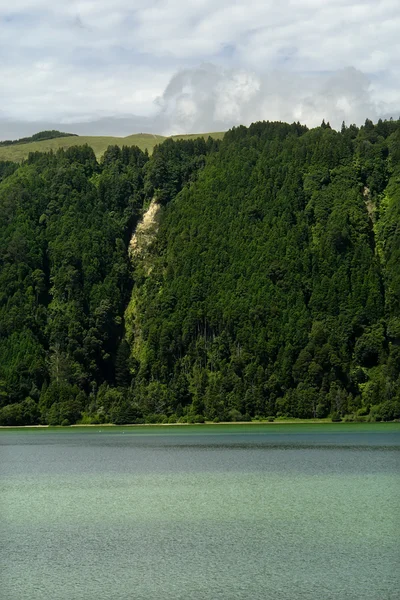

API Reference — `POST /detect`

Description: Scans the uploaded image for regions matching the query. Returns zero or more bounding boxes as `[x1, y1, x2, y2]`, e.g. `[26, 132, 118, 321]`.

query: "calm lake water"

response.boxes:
[1, 423, 399, 600]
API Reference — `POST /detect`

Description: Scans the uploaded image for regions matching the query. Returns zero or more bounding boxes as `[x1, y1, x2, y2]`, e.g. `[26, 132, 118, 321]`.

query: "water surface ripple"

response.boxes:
[1, 424, 399, 600]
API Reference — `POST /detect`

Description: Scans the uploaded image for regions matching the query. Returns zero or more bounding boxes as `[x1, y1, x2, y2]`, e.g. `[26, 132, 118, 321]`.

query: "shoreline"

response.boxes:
[1, 419, 398, 429]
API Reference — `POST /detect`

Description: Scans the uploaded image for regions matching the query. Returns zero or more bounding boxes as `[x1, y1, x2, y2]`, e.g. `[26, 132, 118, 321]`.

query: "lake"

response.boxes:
[1, 423, 399, 600]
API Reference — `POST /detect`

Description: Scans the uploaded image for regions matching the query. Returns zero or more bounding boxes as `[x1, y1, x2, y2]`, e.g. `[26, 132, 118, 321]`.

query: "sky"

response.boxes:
[0, 0, 399, 138]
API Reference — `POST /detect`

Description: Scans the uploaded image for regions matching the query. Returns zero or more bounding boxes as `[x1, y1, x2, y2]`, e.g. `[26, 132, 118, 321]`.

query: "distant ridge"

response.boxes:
[0, 131, 225, 162]
[0, 130, 77, 147]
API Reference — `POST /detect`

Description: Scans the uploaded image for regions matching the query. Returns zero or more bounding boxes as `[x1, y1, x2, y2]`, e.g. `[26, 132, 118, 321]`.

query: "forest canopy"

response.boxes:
[0, 119, 399, 425]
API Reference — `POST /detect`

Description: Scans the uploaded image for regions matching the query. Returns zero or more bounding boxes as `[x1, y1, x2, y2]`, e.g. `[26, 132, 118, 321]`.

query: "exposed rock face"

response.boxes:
[129, 198, 161, 264]
[126, 198, 162, 359]
[363, 186, 376, 223]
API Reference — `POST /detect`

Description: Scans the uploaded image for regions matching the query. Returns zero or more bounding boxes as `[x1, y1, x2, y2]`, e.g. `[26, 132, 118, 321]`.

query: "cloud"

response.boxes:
[0, 0, 399, 136]
[155, 64, 397, 134]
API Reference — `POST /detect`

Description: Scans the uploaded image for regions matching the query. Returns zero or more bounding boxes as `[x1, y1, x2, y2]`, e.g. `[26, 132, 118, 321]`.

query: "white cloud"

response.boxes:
[0, 0, 398, 134]
[155, 64, 388, 134]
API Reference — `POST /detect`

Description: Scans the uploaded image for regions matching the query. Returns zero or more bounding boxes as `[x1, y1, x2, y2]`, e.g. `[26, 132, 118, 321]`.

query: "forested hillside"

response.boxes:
[0, 120, 399, 425]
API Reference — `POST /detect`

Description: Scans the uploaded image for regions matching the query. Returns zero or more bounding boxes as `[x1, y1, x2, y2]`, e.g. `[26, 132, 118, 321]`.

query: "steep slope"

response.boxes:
[0, 144, 148, 425]
[0, 121, 398, 425]
[127, 120, 400, 422]
[129, 198, 161, 264]
[0, 135, 218, 425]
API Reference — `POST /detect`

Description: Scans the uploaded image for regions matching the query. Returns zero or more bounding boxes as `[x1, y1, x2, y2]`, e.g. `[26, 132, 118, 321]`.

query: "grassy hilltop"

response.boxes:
[0, 131, 225, 161]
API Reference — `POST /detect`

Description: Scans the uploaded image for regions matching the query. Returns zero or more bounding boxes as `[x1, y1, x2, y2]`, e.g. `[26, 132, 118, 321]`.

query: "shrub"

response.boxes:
[156, 414, 167, 423]
[79, 412, 101, 425]
[0, 403, 22, 426]
[145, 413, 159, 424]
[47, 400, 82, 426]
[228, 409, 243, 422]
[369, 401, 400, 422]
[343, 414, 355, 422]
[0, 397, 40, 426]
[354, 415, 367, 422]
[331, 412, 342, 422]
[316, 403, 328, 418]
[110, 401, 140, 425]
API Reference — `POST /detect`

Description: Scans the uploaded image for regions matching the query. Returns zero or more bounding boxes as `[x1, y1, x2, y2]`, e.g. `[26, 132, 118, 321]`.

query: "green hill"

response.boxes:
[0, 120, 399, 426]
[0, 130, 78, 147]
[0, 131, 225, 162]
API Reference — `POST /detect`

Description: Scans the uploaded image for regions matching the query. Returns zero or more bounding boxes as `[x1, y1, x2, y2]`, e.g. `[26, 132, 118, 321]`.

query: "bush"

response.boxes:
[316, 403, 328, 418]
[343, 414, 355, 422]
[194, 414, 205, 423]
[0, 403, 22, 426]
[266, 416, 275, 422]
[369, 401, 400, 422]
[145, 413, 160, 424]
[0, 397, 41, 426]
[47, 399, 82, 426]
[331, 412, 342, 422]
[228, 409, 243, 422]
[109, 399, 143, 425]
[367, 413, 379, 423]
[61, 419, 70, 427]
[168, 415, 177, 424]
[354, 415, 367, 422]
[79, 412, 101, 425]
[213, 417, 220, 423]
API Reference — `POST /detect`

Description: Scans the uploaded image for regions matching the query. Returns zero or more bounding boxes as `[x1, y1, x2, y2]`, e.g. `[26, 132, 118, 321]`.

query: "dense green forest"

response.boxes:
[0, 130, 77, 147]
[0, 119, 399, 425]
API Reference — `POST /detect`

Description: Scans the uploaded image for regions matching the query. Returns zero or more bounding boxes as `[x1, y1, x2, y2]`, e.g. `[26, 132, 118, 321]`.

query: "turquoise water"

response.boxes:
[1, 424, 399, 599]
